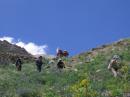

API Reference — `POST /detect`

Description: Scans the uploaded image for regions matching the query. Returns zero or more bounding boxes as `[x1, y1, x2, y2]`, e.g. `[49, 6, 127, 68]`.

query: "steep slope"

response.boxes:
[70, 38, 130, 97]
[0, 38, 130, 97]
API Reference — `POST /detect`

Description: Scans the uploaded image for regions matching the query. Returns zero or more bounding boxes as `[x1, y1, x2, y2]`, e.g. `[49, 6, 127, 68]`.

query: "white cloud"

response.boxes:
[0, 36, 48, 55]
[0, 36, 14, 43]
[16, 42, 48, 55]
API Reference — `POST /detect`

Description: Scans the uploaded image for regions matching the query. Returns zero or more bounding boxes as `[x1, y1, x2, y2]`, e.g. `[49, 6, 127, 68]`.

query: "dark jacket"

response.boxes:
[16, 59, 22, 66]
[36, 60, 43, 67]
[57, 61, 65, 69]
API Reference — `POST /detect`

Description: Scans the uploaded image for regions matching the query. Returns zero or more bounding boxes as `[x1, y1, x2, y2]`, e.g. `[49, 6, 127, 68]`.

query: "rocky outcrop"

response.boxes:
[0, 40, 34, 65]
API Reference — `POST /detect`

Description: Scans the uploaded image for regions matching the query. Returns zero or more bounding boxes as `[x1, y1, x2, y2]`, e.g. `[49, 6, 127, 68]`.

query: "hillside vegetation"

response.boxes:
[0, 39, 130, 97]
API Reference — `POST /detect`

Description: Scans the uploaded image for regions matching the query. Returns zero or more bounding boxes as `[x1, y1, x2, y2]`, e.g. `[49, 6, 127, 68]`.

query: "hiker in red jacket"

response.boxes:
[63, 50, 69, 57]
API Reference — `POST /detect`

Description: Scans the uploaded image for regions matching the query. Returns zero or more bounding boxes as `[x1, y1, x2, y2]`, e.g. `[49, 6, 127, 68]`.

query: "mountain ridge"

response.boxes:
[0, 40, 34, 65]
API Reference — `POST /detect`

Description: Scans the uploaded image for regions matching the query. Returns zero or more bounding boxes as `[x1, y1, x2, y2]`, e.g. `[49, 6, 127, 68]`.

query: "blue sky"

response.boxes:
[0, 0, 130, 55]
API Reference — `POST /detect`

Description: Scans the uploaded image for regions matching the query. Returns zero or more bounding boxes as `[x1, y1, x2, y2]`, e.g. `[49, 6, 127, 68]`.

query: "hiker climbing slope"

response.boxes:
[15, 57, 22, 71]
[63, 50, 69, 57]
[56, 48, 63, 58]
[36, 56, 43, 72]
[108, 55, 122, 77]
[57, 59, 65, 72]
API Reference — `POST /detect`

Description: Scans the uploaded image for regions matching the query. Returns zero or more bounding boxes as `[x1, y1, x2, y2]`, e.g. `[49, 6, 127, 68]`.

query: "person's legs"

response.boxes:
[16, 65, 18, 70]
[16, 65, 19, 71]
[18, 65, 22, 71]
[111, 68, 117, 77]
[37, 66, 41, 72]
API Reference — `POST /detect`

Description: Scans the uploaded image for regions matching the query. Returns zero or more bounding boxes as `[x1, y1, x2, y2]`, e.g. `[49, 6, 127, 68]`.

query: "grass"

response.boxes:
[0, 39, 130, 97]
[0, 55, 129, 97]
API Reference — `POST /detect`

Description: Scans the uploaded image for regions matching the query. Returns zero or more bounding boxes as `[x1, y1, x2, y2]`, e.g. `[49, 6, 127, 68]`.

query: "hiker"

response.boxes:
[56, 49, 63, 58]
[36, 56, 43, 72]
[108, 55, 121, 77]
[15, 57, 22, 71]
[63, 50, 69, 57]
[57, 59, 65, 72]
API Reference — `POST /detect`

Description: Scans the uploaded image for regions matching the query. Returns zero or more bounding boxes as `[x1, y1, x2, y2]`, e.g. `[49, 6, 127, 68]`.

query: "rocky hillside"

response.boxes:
[72, 38, 130, 63]
[0, 38, 130, 97]
[0, 40, 33, 65]
[67, 38, 130, 97]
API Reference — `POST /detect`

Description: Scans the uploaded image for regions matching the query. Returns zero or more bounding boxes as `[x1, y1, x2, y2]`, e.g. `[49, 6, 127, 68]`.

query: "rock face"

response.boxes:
[0, 40, 34, 65]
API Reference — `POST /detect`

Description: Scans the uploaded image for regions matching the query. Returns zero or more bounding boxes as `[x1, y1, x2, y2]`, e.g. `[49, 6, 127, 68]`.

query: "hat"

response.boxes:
[113, 55, 120, 59]
[58, 58, 62, 62]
